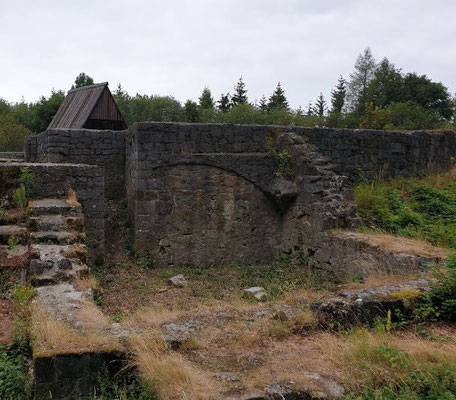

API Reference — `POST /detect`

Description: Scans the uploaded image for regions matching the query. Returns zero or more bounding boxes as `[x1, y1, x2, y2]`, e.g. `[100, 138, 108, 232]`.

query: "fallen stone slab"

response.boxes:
[311, 279, 429, 325]
[168, 274, 188, 287]
[243, 287, 266, 301]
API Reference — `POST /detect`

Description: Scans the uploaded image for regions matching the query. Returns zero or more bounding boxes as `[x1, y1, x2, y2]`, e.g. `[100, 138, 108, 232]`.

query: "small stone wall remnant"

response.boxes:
[0, 163, 105, 264]
[25, 129, 126, 200]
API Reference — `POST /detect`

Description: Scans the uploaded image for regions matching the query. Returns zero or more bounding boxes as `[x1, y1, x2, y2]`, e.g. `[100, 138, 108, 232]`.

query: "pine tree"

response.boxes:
[217, 93, 231, 112]
[231, 77, 248, 106]
[72, 72, 94, 89]
[330, 76, 346, 113]
[268, 82, 289, 110]
[258, 95, 268, 112]
[198, 87, 215, 109]
[313, 93, 327, 118]
[306, 102, 314, 116]
[347, 48, 377, 111]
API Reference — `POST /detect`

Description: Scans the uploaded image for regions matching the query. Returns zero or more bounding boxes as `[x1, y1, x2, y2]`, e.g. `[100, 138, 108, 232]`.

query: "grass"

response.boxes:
[129, 335, 217, 400]
[30, 303, 120, 357]
[354, 167, 456, 249]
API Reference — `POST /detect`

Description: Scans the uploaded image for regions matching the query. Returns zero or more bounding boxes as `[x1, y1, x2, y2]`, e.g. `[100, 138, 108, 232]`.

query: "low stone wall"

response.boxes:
[25, 129, 126, 200]
[0, 152, 24, 160]
[0, 163, 105, 263]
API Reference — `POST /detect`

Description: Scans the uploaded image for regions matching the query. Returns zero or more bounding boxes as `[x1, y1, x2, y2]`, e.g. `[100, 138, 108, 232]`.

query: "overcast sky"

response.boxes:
[1, 0, 455, 108]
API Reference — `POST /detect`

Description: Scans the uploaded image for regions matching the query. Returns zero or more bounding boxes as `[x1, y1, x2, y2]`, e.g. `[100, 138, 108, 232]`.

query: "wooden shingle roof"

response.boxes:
[48, 82, 126, 130]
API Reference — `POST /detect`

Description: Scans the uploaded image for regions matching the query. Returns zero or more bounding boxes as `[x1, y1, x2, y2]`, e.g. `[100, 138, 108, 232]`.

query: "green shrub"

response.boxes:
[0, 340, 31, 400]
[354, 172, 456, 249]
[414, 257, 456, 322]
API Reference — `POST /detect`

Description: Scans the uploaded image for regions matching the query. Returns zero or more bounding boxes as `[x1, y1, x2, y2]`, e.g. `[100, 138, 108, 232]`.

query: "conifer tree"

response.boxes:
[198, 87, 215, 109]
[268, 82, 289, 110]
[306, 102, 314, 116]
[347, 47, 377, 111]
[258, 95, 268, 112]
[217, 93, 231, 112]
[231, 77, 248, 106]
[313, 93, 327, 118]
[330, 76, 346, 113]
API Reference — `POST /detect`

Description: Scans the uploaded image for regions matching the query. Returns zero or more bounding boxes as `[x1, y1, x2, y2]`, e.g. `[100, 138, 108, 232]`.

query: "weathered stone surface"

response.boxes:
[243, 287, 267, 301]
[311, 279, 429, 325]
[168, 274, 188, 287]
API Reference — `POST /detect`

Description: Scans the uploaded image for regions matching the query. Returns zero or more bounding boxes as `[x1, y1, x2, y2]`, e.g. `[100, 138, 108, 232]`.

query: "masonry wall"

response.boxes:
[25, 129, 126, 200]
[126, 122, 456, 267]
[0, 163, 105, 263]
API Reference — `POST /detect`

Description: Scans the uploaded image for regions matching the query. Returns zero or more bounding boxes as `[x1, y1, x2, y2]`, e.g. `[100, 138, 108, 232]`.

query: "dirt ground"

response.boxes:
[0, 299, 16, 344]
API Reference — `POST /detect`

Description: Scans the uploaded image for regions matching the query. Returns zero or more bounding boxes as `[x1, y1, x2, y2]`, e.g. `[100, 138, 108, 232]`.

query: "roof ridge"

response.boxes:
[67, 82, 108, 93]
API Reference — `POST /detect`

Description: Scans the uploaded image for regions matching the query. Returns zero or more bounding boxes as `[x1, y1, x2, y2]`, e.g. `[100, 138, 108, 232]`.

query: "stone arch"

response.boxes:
[135, 164, 283, 266]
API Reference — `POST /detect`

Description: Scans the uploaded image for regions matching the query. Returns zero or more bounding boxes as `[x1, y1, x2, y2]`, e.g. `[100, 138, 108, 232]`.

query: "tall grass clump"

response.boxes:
[354, 168, 456, 249]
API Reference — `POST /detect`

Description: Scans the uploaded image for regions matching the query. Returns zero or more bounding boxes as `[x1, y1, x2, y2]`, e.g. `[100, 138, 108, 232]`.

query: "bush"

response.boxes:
[415, 257, 456, 322]
[354, 172, 456, 249]
[0, 340, 31, 400]
[0, 114, 33, 152]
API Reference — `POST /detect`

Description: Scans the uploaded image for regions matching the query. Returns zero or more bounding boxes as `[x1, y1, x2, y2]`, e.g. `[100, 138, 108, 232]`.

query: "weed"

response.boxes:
[414, 256, 456, 322]
[276, 149, 294, 177]
[91, 364, 158, 400]
[135, 252, 155, 270]
[66, 187, 81, 207]
[0, 339, 31, 400]
[17, 167, 34, 198]
[13, 284, 33, 306]
[13, 186, 26, 208]
[7, 235, 18, 251]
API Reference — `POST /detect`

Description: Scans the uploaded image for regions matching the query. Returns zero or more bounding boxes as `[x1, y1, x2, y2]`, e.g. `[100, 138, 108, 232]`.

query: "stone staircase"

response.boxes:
[28, 198, 88, 286]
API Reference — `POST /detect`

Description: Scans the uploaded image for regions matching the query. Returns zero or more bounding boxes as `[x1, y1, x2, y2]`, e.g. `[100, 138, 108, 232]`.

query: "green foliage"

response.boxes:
[73, 72, 94, 89]
[354, 172, 456, 248]
[92, 366, 158, 400]
[113, 91, 184, 125]
[198, 87, 215, 110]
[17, 167, 34, 198]
[276, 150, 294, 177]
[7, 235, 18, 251]
[13, 186, 26, 208]
[268, 82, 288, 110]
[0, 114, 33, 152]
[415, 257, 456, 322]
[231, 76, 248, 106]
[0, 340, 31, 400]
[343, 364, 456, 400]
[331, 75, 346, 113]
[183, 100, 200, 122]
[13, 284, 34, 306]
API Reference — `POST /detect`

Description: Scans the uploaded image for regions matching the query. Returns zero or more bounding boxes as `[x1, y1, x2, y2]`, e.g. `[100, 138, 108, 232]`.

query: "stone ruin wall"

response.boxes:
[24, 123, 456, 268]
[0, 163, 105, 263]
[25, 129, 126, 200]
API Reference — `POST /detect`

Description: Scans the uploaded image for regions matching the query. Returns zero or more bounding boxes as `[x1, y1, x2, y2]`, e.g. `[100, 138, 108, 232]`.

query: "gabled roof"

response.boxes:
[48, 82, 125, 130]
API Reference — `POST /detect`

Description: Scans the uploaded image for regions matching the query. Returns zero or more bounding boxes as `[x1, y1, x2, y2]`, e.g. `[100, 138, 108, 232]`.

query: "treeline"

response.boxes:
[0, 50, 455, 151]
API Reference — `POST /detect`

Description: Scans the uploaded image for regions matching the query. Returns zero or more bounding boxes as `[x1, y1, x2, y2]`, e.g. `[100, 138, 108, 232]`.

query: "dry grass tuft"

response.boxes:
[75, 275, 99, 291]
[31, 303, 119, 356]
[66, 187, 81, 208]
[130, 334, 220, 400]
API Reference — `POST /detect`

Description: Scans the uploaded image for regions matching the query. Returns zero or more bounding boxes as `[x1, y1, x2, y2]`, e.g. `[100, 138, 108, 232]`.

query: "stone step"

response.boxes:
[31, 263, 89, 287]
[30, 231, 84, 245]
[28, 214, 66, 232]
[29, 198, 81, 217]
[0, 225, 28, 245]
[29, 214, 84, 233]
[30, 243, 88, 265]
[0, 245, 29, 269]
[0, 208, 26, 225]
